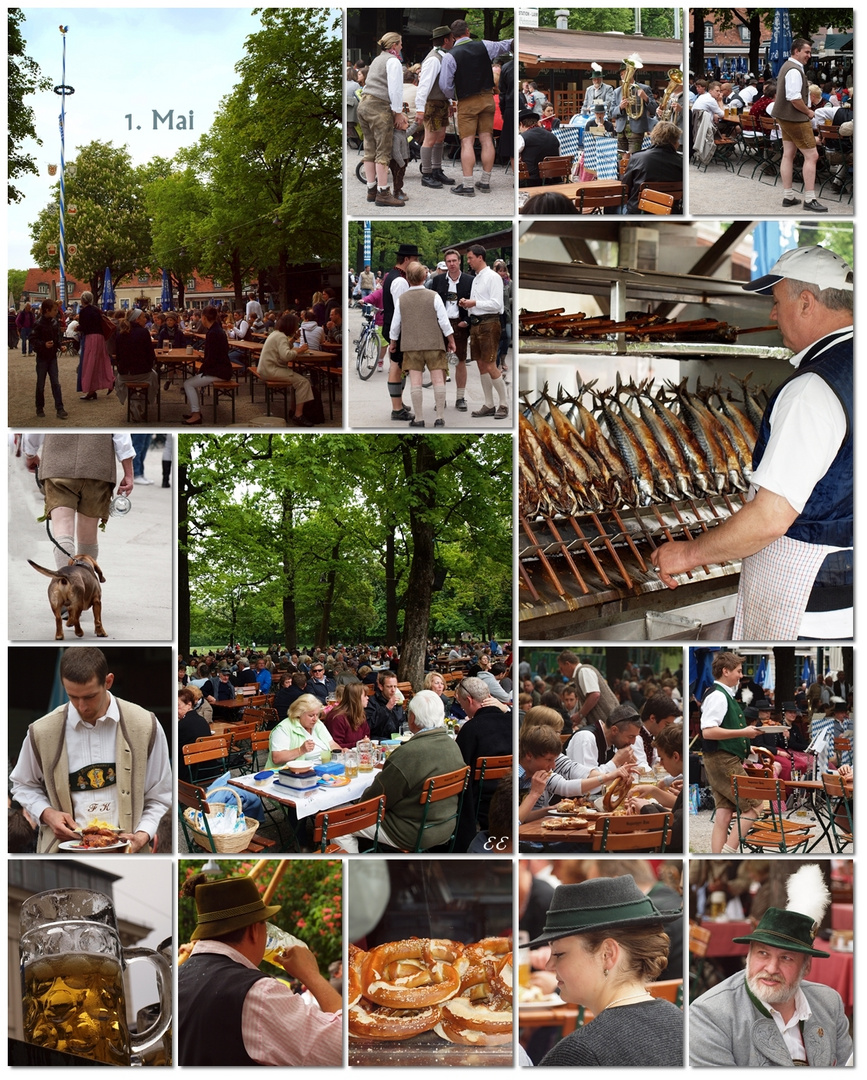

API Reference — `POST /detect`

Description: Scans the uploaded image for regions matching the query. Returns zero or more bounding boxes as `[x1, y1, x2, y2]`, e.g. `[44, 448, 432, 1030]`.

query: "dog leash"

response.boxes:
[45, 519, 75, 560]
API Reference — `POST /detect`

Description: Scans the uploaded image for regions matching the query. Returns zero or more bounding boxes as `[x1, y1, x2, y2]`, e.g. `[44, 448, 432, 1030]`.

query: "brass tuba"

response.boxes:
[658, 68, 683, 122]
[621, 53, 645, 121]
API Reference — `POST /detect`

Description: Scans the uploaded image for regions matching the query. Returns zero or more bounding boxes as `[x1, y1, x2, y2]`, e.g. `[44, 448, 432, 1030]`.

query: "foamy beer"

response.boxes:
[19, 888, 171, 1065]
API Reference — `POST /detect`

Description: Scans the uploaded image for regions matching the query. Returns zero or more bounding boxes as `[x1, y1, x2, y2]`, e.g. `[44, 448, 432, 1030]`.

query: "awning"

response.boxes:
[520, 28, 683, 73]
[822, 33, 853, 52]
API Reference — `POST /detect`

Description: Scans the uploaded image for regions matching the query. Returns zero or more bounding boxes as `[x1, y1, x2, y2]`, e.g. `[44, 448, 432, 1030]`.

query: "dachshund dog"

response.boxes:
[28, 555, 107, 640]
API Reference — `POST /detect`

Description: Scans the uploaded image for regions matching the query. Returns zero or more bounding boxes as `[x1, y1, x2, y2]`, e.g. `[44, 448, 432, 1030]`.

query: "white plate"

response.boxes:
[519, 995, 567, 1009]
[58, 839, 129, 853]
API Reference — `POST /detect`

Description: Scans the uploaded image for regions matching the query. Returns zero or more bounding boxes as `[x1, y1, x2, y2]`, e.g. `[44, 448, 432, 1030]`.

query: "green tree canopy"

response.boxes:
[8, 9, 51, 203]
[28, 141, 152, 297]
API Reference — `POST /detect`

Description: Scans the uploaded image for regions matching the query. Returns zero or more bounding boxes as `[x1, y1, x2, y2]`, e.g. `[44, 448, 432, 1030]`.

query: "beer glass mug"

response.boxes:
[19, 888, 171, 1066]
[262, 922, 305, 966]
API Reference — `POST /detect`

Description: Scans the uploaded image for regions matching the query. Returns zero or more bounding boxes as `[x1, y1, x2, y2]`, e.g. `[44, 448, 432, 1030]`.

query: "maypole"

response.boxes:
[54, 26, 74, 307]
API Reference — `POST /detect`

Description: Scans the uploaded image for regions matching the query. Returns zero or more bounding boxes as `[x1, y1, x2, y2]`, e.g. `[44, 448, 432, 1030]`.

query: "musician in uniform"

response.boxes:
[612, 57, 658, 154]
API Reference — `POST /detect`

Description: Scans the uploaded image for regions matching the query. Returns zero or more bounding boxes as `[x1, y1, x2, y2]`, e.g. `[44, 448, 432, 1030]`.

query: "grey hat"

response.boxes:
[607, 703, 641, 727]
[129, 308, 145, 323]
[527, 876, 682, 948]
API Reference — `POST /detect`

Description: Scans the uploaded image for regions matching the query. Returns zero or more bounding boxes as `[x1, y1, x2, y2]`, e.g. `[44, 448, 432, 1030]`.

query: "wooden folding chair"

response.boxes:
[689, 922, 714, 1000]
[820, 772, 853, 853]
[312, 795, 386, 853]
[646, 978, 683, 1005]
[637, 189, 674, 215]
[412, 765, 470, 852]
[177, 780, 276, 854]
[249, 729, 272, 773]
[472, 754, 512, 824]
[731, 774, 814, 853]
[537, 155, 573, 183]
[576, 181, 625, 214]
[592, 811, 673, 852]
[636, 180, 682, 212]
[182, 738, 229, 784]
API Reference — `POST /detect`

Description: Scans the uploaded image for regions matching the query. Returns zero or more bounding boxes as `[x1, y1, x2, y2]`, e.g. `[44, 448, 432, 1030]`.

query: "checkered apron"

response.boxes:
[733, 534, 829, 640]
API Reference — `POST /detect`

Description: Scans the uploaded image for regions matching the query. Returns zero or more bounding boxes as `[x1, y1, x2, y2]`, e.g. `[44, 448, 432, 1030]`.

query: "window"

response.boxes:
[138, 274, 149, 283]
[38, 283, 49, 294]
[704, 22, 713, 42]
[212, 280, 222, 289]
[739, 25, 750, 43]
[187, 279, 196, 291]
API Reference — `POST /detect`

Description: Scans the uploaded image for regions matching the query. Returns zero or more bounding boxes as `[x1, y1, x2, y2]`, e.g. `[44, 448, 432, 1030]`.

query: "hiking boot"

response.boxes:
[421, 173, 443, 189]
[472, 404, 495, 417]
[366, 186, 377, 202]
[375, 187, 404, 207]
[450, 184, 476, 197]
[433, 169, 455, 185]
[391, 406, 415, 420]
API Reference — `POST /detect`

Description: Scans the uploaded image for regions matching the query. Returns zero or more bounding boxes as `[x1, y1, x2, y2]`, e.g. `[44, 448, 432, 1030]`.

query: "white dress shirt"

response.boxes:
[469, 265, 504, 315]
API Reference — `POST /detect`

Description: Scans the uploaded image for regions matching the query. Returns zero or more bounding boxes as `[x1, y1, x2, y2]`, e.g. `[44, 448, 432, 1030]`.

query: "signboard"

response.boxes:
[47, 244, 57, 256]
[519, 7, 539, 28]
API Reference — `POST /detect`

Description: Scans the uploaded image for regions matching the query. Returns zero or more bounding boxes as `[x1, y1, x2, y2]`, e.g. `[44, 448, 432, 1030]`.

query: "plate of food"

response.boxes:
[541, 816, 592, 831]
[59, 833, 129, 853]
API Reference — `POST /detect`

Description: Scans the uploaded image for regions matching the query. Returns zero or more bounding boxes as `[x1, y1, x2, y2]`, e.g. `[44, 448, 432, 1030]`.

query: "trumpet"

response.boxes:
[621, 53, 645, 121]
[658, 67, 683, 122]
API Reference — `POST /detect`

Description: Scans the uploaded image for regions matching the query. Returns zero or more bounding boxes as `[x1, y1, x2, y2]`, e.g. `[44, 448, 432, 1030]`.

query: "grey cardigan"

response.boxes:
[690, 971, 851, 1067]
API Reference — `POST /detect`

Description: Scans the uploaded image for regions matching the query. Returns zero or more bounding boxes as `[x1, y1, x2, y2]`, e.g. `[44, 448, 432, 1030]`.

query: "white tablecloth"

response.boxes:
[230, 771, 375, 820]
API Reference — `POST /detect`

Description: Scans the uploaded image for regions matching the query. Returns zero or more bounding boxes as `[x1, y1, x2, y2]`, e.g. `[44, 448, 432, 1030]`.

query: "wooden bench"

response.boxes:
[250, 365, 295, 422]
[210, 380, 241, 423]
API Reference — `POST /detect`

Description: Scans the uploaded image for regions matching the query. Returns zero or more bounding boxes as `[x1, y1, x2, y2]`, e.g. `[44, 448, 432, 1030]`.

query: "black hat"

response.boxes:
[754, 698, 773, 711]
[782, 701, 803, 715]
[396, 243, 420, 259]
[519, 109, 539, 126]
[527, 876, 682, 948]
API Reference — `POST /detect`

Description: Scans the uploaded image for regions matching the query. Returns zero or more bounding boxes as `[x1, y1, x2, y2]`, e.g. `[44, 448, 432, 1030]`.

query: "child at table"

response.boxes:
[626, 722, 684, 851]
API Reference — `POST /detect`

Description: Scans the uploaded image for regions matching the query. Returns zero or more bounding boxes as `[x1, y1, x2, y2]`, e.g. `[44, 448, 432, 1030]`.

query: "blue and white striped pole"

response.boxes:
[363, 220, 371, 269]
[55, 26, 74, 308]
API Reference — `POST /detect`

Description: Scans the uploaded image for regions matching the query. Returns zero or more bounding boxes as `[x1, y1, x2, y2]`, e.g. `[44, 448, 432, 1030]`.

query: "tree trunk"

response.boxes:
[384, 528, 399, 643]
[231, 248, 243, 309]
[280, 490, 297, 647]
[773, 647, 795, 712]
[276, 248, 289, 311]
[749, 13, 761, 78]
[398, 512, 434, 690]
[690, 8, 706, 81]
[174, 272, 186, 310]
[316, 538, 342, 648]
[178, 459, 191, 656]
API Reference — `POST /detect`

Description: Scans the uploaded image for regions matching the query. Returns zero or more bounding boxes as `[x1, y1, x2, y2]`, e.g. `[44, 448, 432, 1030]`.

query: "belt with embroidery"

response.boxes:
[70, 763, 117, 791]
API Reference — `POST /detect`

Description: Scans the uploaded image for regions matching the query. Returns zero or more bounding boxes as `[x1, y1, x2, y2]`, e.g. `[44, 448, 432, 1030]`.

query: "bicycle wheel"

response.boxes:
[357, 329, 379, 380]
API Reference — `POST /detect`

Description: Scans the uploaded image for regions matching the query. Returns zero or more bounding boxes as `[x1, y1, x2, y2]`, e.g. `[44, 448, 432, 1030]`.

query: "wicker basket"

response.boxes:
[183, 786, 260, 853]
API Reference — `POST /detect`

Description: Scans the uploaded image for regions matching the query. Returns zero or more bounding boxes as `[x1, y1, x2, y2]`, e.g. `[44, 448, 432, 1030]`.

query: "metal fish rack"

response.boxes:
[519, 493, 747, 641]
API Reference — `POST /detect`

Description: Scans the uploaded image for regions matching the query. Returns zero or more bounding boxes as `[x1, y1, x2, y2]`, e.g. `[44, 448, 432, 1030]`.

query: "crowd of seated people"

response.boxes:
[178, 639, 514, 853]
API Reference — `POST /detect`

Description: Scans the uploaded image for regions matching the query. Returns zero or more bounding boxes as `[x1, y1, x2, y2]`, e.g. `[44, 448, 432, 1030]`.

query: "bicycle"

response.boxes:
[354, 305, 381, 380]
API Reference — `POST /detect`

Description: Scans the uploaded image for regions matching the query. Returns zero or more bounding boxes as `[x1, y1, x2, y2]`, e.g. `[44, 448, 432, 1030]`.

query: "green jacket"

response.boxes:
[361, 726, 467, 850]
[704, 684, 750, 760]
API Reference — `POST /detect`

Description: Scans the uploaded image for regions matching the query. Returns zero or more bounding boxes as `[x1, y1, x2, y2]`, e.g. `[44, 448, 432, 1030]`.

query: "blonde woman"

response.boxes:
[265, 693, 339, 768]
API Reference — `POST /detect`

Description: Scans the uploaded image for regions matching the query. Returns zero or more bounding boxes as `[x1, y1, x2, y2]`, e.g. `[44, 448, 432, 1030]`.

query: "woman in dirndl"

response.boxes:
[76, 290, 115, 400]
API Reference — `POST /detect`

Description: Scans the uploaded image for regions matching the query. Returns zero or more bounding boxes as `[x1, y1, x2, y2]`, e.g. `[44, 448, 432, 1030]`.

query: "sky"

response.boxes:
[7, 6, 275, 268]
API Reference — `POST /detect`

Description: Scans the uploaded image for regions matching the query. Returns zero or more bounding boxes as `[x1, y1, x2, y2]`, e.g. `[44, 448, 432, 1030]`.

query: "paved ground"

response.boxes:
[345, 303, 513, 429]
[345, 144, 515, 219]
[688, 804, 835, 853]
[688, 158, 853, 217]
[6, 346, 342, 429]
[8, 436, 173, 641]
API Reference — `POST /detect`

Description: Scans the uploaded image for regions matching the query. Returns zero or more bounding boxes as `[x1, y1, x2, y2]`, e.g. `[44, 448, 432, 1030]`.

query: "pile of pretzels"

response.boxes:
[348, 936, 512, 1044]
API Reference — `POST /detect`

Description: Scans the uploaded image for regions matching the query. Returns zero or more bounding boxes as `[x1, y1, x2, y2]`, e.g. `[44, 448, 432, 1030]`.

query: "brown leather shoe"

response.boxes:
[375, 187, 404, 207]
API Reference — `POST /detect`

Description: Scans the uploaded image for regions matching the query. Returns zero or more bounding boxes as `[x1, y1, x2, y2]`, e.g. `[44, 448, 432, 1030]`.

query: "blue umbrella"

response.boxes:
[768, 9, 793, 78]
[690, 648, 717, 705]
[102, 267, 115, 311]
[161, 269, 174, 311]
[755, 656, 768, 688]
[752, 221, 798, 279]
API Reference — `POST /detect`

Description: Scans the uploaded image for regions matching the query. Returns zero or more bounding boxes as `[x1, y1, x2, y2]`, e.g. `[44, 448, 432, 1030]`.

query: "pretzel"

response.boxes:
[348, 1001, 440, 1040]
[347, 943, 366, 1007]
[361, 938, 463, 1008]
[438, 954, 512, 1044]
[603, 774, 630, 812]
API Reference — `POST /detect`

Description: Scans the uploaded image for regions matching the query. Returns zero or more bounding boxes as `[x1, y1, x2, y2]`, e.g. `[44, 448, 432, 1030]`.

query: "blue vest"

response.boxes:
[752, 333, 852, 547]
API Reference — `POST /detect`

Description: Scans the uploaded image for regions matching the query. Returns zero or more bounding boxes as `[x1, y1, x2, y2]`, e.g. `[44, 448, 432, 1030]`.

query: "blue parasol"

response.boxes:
[768, 9, 793, 78]
[690, 648, 717, 704]
[161, 269, 174, 310]
[751, 220, 798, 279]
[101, 266, 115, 310]
[801, 655, 815, 685]
[755, 656, 768, 688]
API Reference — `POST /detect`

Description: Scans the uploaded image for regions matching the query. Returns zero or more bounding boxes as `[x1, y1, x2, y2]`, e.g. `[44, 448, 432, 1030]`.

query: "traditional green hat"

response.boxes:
[527, 876, 682, 948]
[732, 908, 830, 957]
[190, 876, 280, 941]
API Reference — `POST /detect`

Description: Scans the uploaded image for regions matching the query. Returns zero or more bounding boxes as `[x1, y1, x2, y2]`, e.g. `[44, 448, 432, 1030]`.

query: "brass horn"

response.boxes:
[621, 54, 645, 121]
[658, 68, 684, 122]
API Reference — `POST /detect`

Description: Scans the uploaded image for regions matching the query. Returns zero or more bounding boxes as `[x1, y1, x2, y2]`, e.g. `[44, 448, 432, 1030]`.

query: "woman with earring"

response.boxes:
[529, 874, 683, 1065]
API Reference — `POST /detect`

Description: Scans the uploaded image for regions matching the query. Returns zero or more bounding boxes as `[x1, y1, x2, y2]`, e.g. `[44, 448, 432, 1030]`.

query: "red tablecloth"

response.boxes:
[700, 919, 752, 957]
[810, 950, 854, 1012]
[831, 902, 853, 930]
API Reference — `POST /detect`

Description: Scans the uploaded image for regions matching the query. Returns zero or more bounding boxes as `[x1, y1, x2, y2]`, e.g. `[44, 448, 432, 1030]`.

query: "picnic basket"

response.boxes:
[183, 785, 260, 853]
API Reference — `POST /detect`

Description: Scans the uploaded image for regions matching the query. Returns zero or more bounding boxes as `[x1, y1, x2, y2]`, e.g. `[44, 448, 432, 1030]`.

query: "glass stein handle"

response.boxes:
[122, 947, 172, 1059]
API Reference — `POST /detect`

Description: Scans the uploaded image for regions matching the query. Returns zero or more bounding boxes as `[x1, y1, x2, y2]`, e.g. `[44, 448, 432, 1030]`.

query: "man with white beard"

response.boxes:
[690, 865, 851, 1066]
